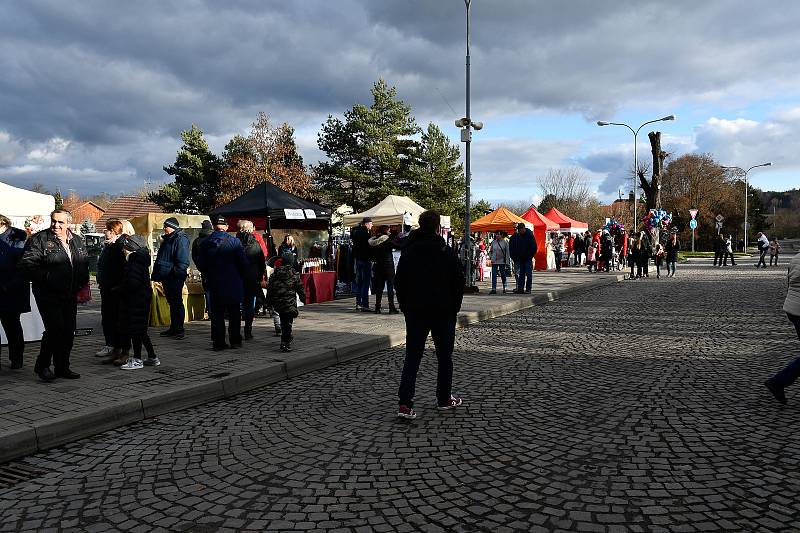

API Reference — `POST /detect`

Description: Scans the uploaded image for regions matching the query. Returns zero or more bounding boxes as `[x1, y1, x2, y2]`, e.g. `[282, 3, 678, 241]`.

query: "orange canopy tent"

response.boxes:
[470, 207, 532, 234]
[543, 207, 588, 233]
[521, 207, 559, 271]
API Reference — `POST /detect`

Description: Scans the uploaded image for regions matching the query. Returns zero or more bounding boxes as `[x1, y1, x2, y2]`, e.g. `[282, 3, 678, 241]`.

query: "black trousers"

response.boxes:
[34, 295, 77, 373]
[757, 249, 768, 267]
[0, 312, 24, 365]
[723, 251, 736, 265]
[398, 313, 457, 408]
[713, 251, 723, 266]
[278, 313, 294, 343]
[163, 278, 186, 333]
[100, 287, 119, 347]
[209, 302, 241, 348]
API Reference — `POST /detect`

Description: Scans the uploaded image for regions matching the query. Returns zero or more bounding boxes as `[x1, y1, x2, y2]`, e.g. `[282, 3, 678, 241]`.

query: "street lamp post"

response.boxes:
[457, 0, 483, 290]
[597, 115, 675, 229]
[722, 162, 771, 253]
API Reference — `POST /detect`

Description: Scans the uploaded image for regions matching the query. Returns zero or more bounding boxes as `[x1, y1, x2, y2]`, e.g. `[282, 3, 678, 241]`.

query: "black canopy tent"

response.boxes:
[210, 181, 331, 231]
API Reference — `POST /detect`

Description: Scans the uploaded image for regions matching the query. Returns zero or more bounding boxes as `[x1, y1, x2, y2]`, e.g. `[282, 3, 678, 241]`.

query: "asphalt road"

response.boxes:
[1, 261, 798, 533]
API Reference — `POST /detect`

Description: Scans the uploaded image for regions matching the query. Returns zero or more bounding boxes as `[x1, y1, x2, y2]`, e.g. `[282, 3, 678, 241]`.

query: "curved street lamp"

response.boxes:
[597, 115, 675, 228]
[721, 162, 771, 253]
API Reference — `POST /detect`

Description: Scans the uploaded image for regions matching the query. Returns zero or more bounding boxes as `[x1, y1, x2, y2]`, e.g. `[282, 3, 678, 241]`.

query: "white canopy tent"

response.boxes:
[0, 181, 55, 230]
[342, 195, 450, 228]
[0, 181, 54, 343]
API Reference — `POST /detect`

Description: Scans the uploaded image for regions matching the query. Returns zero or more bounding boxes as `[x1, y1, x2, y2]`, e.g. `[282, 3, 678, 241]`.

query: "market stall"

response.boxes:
[211, 182, 337, 304]
[543, 207, 588, 234]
[0, 181, 54, 343]
[521, 207, 559, 271]
[470, 207, 531, 234]
[342, 195, 450, 229]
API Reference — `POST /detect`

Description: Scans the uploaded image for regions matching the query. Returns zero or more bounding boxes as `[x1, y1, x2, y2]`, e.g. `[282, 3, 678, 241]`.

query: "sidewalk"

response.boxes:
[0, 269, 623, 463]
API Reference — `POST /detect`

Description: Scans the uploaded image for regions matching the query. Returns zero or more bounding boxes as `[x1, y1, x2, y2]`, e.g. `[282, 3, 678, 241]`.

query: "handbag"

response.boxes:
[76, 282, 92, 304]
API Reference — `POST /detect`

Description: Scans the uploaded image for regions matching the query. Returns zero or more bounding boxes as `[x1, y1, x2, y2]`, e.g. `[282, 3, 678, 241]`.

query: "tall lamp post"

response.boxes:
[722, 162, 771, 253]
[597, 115, 675, 229]
[456, 0, 483, 289]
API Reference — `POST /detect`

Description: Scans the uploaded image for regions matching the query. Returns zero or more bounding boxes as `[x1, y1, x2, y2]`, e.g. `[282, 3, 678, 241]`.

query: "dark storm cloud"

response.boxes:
[1, 0, 800, 194]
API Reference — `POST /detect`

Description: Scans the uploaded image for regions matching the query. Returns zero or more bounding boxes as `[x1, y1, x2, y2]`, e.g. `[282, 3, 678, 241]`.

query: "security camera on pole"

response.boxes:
[689, 208, 698, 252]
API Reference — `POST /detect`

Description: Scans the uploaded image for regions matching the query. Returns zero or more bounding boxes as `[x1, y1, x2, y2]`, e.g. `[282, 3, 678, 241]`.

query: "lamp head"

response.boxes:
[661, 115, 676, 121]
[472, 121, 483, 130]
[597, 121, 609, 126]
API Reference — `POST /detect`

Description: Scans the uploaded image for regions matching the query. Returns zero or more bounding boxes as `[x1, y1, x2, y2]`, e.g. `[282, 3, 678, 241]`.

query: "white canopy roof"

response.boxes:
[0, 181, 55, 228]
[342, 195, 450, 228]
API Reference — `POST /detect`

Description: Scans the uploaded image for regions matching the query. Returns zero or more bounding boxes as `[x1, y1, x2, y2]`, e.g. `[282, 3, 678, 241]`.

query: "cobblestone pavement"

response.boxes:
[1, 262, 798, 532]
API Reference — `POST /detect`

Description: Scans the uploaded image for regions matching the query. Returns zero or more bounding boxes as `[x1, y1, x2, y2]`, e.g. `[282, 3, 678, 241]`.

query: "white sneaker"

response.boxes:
[95, 346, 114, 357]
[120, 358, 144, 370]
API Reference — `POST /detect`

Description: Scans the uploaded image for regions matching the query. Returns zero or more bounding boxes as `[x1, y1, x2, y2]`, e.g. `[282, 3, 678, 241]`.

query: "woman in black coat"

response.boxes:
[0, 215, 30, 369]
[237, 220, 266, 340]
[118, 235, 158, 367]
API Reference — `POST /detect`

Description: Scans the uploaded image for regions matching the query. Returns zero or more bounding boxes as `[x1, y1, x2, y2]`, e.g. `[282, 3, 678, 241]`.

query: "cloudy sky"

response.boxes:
[1, 0, 798, 206]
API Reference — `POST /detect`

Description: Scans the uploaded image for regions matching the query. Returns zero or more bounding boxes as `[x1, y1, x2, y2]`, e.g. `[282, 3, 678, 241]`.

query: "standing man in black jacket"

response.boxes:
[152, 217, 190, 339]
[394, 210, 465, 419]
[18, 209, 89, 382]
[0, 214, 30, 370]
[351, 217, 373, 312]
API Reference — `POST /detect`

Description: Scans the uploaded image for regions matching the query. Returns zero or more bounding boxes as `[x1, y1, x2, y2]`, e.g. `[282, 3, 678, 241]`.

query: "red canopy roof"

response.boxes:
[521, 207, 559, 230]
[543, 207, 588, 231]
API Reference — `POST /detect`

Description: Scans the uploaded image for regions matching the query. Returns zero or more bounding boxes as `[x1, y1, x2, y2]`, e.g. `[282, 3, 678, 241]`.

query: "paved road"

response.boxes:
[1, 263, 798, 532]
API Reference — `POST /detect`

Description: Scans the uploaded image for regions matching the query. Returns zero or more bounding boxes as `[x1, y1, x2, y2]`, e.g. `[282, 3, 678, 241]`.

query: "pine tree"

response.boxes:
[314, 79, 420, 212]
[53, 189, 63, 210]
[150, 125, 221, 214]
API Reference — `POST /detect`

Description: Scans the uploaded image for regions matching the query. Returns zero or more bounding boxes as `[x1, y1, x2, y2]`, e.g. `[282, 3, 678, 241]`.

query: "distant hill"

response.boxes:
[761, 188, 800, 210]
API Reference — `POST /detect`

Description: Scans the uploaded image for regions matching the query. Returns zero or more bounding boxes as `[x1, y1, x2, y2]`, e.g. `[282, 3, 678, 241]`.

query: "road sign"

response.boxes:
[689, 219, 698, 230]
[689, 209, 699, 219]
[715, 214, 724, 222]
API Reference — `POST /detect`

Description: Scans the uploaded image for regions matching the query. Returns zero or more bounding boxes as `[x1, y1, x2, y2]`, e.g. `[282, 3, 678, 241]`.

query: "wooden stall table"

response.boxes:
[149, 282, 206, 326]
[299, 271, 337, 304]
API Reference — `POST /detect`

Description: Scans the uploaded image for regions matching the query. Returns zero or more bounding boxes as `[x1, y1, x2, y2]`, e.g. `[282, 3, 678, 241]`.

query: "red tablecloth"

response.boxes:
[300, 271, 337, 304]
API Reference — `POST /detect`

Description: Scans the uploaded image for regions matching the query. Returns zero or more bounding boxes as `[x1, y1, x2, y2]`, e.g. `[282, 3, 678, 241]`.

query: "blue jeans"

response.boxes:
[770, 313, 800, 388]
[355, 259, 372, 308]
[516, 260, 533, 292]
[667, 261, 676, 275]
[491, 264, 507, 291]
[398, 313, 457, 408]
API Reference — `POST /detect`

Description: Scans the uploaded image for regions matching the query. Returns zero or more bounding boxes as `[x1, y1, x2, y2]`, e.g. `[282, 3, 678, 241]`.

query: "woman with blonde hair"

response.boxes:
[236, 220, 265, 340]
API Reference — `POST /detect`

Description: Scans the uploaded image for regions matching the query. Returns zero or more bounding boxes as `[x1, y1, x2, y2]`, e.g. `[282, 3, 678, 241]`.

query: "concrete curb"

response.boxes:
[0, 274, 622, 464]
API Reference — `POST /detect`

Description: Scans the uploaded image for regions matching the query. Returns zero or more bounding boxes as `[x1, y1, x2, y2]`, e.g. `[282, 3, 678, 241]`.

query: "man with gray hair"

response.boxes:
[18, 209, 89, 381]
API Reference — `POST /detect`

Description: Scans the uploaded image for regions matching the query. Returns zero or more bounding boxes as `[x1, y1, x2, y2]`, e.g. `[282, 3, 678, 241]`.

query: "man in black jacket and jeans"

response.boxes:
[394, 210, 465, 419]
[18, 209, 89, 382]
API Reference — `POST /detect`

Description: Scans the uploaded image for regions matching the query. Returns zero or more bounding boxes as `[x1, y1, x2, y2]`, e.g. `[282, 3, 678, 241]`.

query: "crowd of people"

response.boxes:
[0, 209, 308, 381]
[3, 207, 797, 416]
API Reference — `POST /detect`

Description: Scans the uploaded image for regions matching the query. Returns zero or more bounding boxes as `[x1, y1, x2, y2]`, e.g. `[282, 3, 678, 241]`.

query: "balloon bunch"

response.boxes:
[642, 209, 672, 231]
[603, 219, 625, 236]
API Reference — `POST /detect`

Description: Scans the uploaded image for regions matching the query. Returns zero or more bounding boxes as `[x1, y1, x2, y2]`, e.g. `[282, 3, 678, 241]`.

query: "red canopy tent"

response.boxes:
[521, 207, 559, 271]
[544, 207, 588, 233]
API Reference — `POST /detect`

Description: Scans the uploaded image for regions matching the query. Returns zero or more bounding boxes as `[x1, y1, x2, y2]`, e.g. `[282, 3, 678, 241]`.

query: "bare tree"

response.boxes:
[537, 167, 592, 215]
[493, 200, 532, 215]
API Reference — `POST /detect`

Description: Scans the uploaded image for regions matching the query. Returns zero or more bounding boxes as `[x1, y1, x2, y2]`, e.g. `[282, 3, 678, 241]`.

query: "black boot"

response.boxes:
[388, 295, 399, 314]
[244, 323, 253, 340]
